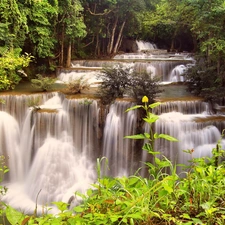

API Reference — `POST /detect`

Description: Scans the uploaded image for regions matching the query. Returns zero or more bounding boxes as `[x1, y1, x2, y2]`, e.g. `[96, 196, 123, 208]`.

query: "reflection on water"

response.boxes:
[1, 81, 196, 102]
[159, 83, 197, 101]
[0, 81, 66, 95]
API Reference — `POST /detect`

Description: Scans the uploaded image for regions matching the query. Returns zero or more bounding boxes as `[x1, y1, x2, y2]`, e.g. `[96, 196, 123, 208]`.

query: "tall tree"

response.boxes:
[0, 0, 27, 49]
[82, 0, 146, 56]
[57, 0, 86, 67]
[185, 0, 225, 101]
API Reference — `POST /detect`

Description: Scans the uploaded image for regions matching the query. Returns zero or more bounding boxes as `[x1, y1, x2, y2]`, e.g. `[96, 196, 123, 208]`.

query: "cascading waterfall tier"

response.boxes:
[1, 93, 98, 214]
[0, 41, 224, 214]
[57, 40, 194, 86]
[1, 93, 225, 213]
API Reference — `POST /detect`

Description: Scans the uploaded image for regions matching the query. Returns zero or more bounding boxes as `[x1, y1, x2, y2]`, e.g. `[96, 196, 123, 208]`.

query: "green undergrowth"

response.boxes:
[1, 96, 225, 225]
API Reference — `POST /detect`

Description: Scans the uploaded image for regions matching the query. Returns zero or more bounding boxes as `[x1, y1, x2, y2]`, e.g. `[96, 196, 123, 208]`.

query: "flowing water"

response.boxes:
[1, 42, 225, 214]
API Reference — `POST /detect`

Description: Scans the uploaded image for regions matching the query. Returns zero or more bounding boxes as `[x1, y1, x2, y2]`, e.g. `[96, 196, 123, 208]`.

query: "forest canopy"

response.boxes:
[0, 0, 225, 98]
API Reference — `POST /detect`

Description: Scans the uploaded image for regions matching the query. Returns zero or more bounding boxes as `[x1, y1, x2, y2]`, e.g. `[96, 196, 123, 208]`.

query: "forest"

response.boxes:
[0, 0, 225, 100]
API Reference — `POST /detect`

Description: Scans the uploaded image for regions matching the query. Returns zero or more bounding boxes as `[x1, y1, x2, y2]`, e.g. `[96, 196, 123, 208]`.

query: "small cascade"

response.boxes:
[25, 136, 95, 205]
[154, 112, 225, 167]
[153, 100, 209, 115]
[136, 40, 157, 52]
[134, 61, 185, 81]
[20, 109, 34, 177]
[58, 70, 102, 87]
[62, 98, 100, 159]
[0, 112, 23, 181]
[102, 101, 138, 176]
[71, 60, 114, 68]
[169, 64, 187, 82]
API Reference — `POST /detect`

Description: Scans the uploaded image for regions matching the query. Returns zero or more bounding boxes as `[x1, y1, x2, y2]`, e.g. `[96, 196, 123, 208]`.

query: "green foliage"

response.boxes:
[31, 74, 57, 92]
[64, 78, 90, 94]
[0, 49, 32, 91]
[98, 65, 161, 105]
[0, 156, 9, 220]
[128, 72, 162, 104]
[125, 96, 178, 174]
[26, 96, 41, 111]
[97, 64, 132, 104]
[185, 57, 225, 101]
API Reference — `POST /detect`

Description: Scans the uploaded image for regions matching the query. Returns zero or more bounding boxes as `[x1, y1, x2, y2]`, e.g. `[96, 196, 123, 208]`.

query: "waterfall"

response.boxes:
[169, 64, 187, 82]
[136, 40, 157, 51]
[1, 93, 98, 214]
[1, 93, 225, 213]
[58, 60, 190, 85]
[102, 101, 138, 177]
[25, 136, 95, 205]
[0, 112, 23, 181]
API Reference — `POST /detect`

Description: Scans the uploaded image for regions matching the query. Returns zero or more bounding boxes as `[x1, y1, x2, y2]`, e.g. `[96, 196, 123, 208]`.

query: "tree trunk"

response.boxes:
[66, 40, 72, 68]
[95, 34, 100, 56]
[59, 27, 64, 67]
[113, 20, 126, 54]
[107, 16, 118, 54]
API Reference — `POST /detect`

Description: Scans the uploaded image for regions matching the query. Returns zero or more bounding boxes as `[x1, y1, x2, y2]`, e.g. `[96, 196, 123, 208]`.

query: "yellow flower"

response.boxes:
[142, 96, 149, 103]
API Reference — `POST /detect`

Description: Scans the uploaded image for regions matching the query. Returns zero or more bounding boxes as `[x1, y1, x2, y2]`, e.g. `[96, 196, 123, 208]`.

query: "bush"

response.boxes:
[128, 72, 162, 104]
[184, 58, 225, 102]
[97, 64, 132, 104]
[31, 74, 57, 91]
[0, 49, 32, 91]
[64, 78, 90, 94]
[98, 64, 161, 104]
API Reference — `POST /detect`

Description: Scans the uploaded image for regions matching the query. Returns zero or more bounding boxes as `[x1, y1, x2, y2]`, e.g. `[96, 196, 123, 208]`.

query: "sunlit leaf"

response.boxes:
[158, 134, 178, 142]
[124, 134, 145, 139]
[149, 102, 161, 109]
[125, 105, 142, 112]
[5, 206, 25, 225]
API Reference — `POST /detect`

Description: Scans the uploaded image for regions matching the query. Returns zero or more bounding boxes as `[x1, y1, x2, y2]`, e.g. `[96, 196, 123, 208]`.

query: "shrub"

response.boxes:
[31, 74, 57, 91]
[98, 64, 161, 105]
[184, 58, 225, 102]
[0, 49, 32, 91]
[128, 72, 162, 104]
[64, 78, 90, 94]
[97, 64, 132, 104]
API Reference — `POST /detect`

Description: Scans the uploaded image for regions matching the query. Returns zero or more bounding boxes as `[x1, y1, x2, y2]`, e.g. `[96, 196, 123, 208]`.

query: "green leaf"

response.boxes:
[87, 188, 93, 197]
[126, 213, 143, 219]
[52, 202, 68, 212]
[124, 134, 146, 139]
[125, 105, 142, 112]
[154, 132, 159, 139]
[144, 132, 150, 138]
[5, 206, 25, 225]
[143, 114, 159, 123]
[149, 102, 161, 109]
[181, 213, 191, 219]
[158, 134, 178, 142]
[73, 206, 84, 213]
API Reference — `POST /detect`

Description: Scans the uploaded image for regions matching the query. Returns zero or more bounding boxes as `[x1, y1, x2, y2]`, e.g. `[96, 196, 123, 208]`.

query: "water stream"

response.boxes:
[1, 42, 225, 214]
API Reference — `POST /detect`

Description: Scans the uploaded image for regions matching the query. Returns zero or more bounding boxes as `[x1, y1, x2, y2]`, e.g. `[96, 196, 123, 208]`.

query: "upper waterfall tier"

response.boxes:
[58, 56, 194, 86]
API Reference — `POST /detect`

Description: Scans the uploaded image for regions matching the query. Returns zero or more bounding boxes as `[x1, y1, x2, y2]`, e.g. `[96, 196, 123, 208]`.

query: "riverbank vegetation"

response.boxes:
[0, 0, 225, 101]
[1, 97, 225, 224]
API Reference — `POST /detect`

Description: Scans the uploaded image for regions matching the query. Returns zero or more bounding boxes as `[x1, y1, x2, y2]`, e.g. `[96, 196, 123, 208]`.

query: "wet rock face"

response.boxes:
[119, 39, 139, 53]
